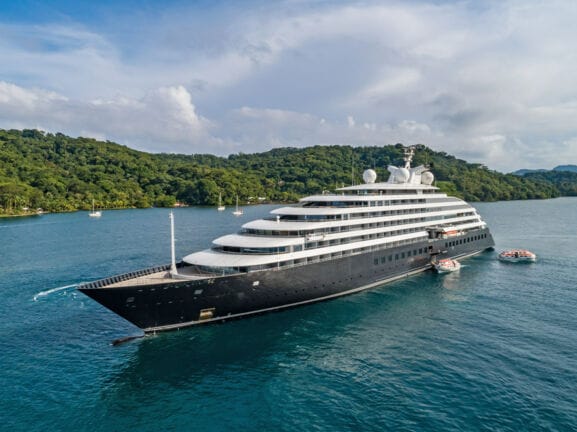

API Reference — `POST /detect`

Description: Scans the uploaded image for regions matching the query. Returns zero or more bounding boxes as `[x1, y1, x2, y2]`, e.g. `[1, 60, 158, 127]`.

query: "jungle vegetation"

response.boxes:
[0, 129, 564, 215]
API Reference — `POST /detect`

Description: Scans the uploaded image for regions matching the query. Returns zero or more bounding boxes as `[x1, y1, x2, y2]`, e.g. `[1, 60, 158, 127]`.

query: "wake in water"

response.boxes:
[32, 284, 78, 301]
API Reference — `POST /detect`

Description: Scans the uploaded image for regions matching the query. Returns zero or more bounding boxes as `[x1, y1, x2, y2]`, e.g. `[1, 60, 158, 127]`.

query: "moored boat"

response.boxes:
[89, 199, 102, 218]
[433, 258, 461, 273]
[498, 249, 536, 262]
[217, 192, 225, 211]
[232, 195, 243, 216]
[78, 146, 495, 333]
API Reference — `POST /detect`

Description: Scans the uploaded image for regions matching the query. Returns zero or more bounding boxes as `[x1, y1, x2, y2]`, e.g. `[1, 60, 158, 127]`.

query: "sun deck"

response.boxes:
[80, 264, 212, 290]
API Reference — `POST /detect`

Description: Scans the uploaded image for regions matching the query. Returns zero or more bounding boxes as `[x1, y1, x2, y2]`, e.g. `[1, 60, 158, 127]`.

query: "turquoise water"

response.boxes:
[1, 199, 576, 431]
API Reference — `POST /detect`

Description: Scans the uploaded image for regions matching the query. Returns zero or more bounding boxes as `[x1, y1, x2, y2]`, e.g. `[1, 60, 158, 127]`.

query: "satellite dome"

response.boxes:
[421, 171, 434, 185]
[363, 169, 377, 184]
[396, 167, 410, 183]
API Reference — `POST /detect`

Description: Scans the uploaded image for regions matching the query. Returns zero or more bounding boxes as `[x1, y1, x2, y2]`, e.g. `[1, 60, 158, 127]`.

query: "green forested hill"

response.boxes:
[0, 129, 561, 215]
[523, 171, 577, 196]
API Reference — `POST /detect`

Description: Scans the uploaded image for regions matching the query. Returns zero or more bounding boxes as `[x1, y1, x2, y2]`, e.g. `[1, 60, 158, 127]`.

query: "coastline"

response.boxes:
[0, 212, 45, 218]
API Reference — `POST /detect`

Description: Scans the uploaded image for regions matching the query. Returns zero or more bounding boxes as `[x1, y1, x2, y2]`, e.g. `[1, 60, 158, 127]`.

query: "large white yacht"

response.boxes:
[79, 147, 494, 332]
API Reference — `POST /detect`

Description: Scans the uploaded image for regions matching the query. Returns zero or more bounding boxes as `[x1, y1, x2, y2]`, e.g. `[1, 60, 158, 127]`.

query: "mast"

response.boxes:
[403, 146, 415, 169]
[170, 211, 177, 274]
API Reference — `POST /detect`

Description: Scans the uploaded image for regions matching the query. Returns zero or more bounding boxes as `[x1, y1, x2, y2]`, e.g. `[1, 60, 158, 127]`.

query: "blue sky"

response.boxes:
[1, 0, 577, 172]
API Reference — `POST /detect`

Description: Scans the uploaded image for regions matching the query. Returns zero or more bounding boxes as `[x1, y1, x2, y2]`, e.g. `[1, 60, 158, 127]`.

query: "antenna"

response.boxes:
[403, 146, 415, 169]
[170, 211, 177, 274]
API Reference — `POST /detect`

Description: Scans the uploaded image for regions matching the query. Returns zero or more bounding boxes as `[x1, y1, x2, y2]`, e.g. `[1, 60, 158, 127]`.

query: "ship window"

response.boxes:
[401, 252, 405, 258]
[407, 251, 411, 257]
[388, 255, 393, 262]
[374, 258, 379, 265]
[395, 254, 399, 260]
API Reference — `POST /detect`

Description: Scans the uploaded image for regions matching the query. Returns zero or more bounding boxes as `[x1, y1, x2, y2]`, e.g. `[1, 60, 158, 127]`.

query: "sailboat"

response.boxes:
[89, 199, 102, 218]
[232, 195, 243, 216]
[217, 192, 225, 211]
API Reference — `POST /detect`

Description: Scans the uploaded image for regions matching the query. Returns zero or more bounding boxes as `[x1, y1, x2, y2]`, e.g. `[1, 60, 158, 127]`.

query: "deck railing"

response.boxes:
[79, 264, 171, 289]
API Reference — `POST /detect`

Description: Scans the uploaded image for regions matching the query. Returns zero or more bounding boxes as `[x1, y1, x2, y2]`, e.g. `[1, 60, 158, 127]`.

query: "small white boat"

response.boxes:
[89, 199, 102, 218]
[232, 195, 243, 216]
[498, 249, 536, 263]
[217, 192, 225, 211]
[434, 258, 461, 273]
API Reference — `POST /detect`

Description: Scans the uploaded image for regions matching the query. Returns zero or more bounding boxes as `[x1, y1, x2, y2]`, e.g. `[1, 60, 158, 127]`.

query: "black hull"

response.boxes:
[79, 228, 494, 332]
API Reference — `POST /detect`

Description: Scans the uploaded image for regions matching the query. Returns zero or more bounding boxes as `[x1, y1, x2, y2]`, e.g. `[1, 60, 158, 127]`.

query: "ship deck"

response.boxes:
[104, 269, 210, 288]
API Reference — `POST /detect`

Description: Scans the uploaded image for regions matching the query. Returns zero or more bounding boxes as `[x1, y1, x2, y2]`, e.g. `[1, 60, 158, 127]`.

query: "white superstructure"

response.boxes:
[183, 147, 488, 275]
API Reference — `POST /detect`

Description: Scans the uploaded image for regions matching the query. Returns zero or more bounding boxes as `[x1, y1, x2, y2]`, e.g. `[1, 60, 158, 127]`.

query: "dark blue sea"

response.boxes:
[1, 199, 577, 431]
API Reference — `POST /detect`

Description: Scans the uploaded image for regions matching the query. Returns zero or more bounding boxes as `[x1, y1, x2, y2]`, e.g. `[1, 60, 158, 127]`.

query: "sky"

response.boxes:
[1, 0, 577, 172]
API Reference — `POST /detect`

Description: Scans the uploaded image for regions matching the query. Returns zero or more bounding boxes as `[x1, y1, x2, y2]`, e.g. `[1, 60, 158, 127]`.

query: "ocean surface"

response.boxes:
[1, 198, 576, 431]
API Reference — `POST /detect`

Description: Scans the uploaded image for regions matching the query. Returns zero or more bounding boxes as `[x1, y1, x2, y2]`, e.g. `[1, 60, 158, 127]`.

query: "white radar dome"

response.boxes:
[363, 169, 377, 184]
[421, 171, 434, 185]
[396, 167, 410, 183]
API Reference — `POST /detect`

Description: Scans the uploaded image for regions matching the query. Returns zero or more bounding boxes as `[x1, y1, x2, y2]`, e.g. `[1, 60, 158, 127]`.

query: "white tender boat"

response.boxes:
[434, 258, 461, 273]
[498, 249, 536, 262]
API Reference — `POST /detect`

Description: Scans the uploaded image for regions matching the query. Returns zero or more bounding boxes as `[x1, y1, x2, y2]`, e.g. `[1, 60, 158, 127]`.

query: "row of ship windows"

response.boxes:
[192, 237, 431, 275]
[373, 246, 433, 265]
[250, 210, 474, 237]
[215, 225, 426, 255]
[243, 217, 429, 239]
[446, 233, 488, 247]
[301, 199, 427, 208]
[241, 212, 477, 237]
[217, 218, 481, 255]
[272, 205, 468, 223]
[353, 189, 438, 196]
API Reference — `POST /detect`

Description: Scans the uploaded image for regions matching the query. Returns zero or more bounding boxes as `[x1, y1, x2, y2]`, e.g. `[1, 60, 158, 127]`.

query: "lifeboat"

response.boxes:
[434, 258, 461, 273]
[498, 249, 536, 263]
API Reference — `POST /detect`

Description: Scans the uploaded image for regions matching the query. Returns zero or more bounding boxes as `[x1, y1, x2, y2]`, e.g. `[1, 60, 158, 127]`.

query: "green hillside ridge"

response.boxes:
[523, 171, 577, 196]
[512, 165, 577, 176]
[0, 128, 561, 216]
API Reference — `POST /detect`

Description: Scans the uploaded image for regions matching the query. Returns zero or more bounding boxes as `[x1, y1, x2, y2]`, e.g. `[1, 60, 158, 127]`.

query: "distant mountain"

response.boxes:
[512, 168, 548, 176]
[513, 165, 577, 176]
[524, 170, 577, 196]
[553, 165, 577, 173]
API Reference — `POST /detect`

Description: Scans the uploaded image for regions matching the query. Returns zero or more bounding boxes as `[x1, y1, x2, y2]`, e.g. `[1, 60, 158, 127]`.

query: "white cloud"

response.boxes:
[2, 0, 577, 171]
[0, 81, 223, 153]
